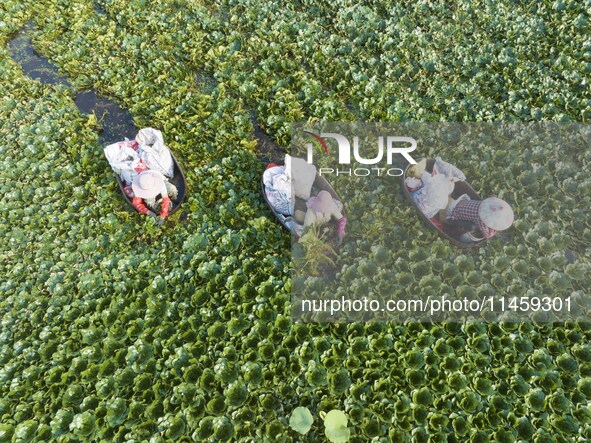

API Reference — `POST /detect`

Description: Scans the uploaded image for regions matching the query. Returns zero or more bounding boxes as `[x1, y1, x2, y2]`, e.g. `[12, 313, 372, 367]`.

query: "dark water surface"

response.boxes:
[75, 90, 137, 144]
[8, 23, 71, 87]
[251, 111, 286, 163]
[8, 23, 137, 144]
[195, 71, 218, 95]
[95, 4, 108, 16]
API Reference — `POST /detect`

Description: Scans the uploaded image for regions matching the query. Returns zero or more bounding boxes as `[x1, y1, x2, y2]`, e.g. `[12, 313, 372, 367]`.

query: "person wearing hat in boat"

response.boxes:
[300, 190, 347, 240]
[125, 170, 173, 223]
[441, 195, 514, 241]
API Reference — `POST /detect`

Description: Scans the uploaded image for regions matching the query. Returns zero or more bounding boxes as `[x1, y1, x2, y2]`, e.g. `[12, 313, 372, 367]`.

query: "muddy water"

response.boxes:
[8, 23, 137, 143]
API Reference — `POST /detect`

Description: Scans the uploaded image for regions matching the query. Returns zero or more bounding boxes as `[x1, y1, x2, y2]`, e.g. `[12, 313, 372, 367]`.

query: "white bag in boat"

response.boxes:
[410, 172, 454, 218]
[136, 128, 174, 178]
[434, 157, 466, 182]
[263, 165, 293, 215]
[104, 140, 141, 184]
[285, 154, 316, 201]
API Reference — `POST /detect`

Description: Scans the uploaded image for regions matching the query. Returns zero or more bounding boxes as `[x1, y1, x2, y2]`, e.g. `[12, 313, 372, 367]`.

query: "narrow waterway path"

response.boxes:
[8, 22, 137, 144]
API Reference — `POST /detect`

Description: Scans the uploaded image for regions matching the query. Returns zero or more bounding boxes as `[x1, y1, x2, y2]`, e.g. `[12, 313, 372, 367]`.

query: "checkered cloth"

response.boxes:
[450, 199, 496, 239]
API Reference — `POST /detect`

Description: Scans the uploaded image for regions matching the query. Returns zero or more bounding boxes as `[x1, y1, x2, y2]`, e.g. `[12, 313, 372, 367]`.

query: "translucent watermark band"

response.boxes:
[283, 122, 591, 322]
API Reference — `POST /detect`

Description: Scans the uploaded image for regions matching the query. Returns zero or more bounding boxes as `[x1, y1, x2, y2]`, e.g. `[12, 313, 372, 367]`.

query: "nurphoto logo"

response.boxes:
[304, 130, 418, 176]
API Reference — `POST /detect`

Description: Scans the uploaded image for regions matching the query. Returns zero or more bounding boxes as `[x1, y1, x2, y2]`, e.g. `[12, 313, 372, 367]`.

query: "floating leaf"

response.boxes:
[289, 406, 313, 435]
[324, 410, 350, 443]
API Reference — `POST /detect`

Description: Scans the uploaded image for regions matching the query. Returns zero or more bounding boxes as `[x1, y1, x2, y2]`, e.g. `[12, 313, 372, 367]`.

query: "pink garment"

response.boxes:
[119, 140, 149, 174]
[306, 190, 334, 212]
[337, 217, 347, 238]
[118, 140, 140, 150]
[133, 160, 149, 174]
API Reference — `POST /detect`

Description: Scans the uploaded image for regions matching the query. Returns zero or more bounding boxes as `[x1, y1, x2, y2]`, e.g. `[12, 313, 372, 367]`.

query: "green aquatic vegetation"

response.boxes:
[0, 0, 590, 441]
[294, 224, 338, 276]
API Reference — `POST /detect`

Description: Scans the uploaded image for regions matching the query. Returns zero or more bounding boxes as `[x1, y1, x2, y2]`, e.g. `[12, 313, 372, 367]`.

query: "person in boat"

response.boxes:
[408, 173, 454, 220]
[123, 170, 176, 223]
[440, 195, 514, 240]
[406, 157, 513, 240]
[105, 135, 177, 222]
[301, 190, 347, 240]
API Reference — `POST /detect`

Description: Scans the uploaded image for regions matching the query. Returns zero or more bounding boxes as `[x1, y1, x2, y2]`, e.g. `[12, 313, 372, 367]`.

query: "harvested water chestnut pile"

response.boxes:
[1, 0, 590, 441]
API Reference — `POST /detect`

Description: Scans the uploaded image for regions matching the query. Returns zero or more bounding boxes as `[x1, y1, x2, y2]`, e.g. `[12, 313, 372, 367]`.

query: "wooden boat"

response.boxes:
[262, 160, 345, 241]
[401, 158, 488, 248]
[115, 152, 186, 216]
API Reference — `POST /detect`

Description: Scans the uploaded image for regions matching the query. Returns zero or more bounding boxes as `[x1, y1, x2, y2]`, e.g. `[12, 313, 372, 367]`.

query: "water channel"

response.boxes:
[8, 22, 137, 144]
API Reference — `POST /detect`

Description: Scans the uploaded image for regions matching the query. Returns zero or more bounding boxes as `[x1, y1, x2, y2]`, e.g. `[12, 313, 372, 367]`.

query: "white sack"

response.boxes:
[285, 154, 316, 201]
[434, 156, 466, 182]
[104, 140, 141, 184]
[136, 128, 174, 178]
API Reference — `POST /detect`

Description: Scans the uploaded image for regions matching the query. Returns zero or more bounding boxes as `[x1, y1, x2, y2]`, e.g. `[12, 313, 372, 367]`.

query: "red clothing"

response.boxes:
[117, 141, 171, 219]
[131, 196, 150, 214]
[124, 185, 171, 218]
[131, 195, 171, 218]
[450, 199, 496, 239]
[429, 217, 444, 231]
[160, 196, 171, 218]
